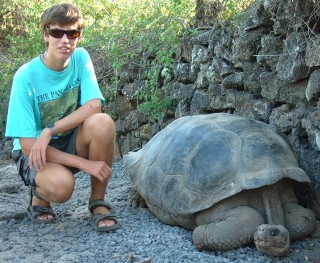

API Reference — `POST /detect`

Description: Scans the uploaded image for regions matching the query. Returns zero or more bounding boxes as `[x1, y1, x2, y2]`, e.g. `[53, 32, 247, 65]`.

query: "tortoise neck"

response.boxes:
[262, 183, 284, 225]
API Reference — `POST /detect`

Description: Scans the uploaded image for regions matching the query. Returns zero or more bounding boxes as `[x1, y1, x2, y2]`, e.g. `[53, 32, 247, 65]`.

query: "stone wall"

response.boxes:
[110, 0, 320, 218]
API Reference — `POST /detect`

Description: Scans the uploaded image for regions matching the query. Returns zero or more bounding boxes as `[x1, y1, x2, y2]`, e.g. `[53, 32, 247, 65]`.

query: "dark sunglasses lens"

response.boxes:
[48, 29, 64, 38]
[48, 29, 80, 39]
[66, 30, 81, 39]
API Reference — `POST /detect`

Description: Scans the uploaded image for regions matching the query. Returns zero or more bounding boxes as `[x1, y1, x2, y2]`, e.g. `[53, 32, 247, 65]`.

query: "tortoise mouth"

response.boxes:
[255, 239, 288, 249]
[254, 238, 289, 257]
[254, 239, 290, 257]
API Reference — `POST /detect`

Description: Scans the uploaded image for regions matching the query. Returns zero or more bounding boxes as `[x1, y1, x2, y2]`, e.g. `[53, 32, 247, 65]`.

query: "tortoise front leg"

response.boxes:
[128, 188, 147, 208]
[283, 202, 317, 240]
[193, 206, 264, 251]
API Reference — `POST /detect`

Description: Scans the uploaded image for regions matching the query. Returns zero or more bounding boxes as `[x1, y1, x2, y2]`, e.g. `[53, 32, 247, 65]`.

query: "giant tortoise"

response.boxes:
[123, 113, 317, 257]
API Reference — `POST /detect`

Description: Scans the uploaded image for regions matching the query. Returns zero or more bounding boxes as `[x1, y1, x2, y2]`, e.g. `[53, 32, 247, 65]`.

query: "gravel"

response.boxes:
[0, 158, 319, 263]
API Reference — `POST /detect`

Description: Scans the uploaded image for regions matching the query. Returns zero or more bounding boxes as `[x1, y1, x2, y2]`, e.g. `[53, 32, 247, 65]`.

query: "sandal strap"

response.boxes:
[29, 185, 44, 203]
[89, 199, 119, 232]
[29, 205, 54, 214]
[88, 199, 112, 214]
[92, 213, 118, 225]
[28, 205, 56, 219]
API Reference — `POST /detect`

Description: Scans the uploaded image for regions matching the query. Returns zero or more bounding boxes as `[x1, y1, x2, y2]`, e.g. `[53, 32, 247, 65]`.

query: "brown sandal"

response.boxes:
[26, 186, 56, 224]
[88, 199, 119, 232]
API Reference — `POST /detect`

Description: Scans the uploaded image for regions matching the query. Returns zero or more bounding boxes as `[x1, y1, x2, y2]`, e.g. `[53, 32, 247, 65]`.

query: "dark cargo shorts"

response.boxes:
[12, 128, 79, 187]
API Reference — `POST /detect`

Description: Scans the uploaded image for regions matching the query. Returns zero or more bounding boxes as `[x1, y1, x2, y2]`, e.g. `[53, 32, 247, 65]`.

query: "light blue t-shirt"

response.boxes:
[5, 47, 105, 150]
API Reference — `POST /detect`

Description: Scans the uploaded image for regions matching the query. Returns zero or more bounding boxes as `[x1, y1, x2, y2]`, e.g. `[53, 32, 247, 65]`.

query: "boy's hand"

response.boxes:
[28, 128, 52, 171]
[81, 159, 112, 182]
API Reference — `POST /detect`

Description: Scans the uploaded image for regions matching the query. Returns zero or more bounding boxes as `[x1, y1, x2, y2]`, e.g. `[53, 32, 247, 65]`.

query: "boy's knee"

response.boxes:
[90, 113, 115, 137]
[87, 113, 114, 127]
[38, 173, 75, 203]
[48, 182, 74, 203]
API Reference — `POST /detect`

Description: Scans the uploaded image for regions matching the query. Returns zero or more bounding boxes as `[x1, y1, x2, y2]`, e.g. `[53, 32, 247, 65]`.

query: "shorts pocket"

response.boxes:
[12, 150, 37, 186]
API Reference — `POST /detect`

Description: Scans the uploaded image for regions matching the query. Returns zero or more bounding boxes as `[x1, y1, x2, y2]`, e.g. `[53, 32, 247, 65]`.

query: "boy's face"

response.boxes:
[44, 23, 81, 63]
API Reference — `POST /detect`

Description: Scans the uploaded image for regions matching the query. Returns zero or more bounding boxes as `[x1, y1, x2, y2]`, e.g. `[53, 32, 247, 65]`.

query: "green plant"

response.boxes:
[81, 0, 197, 122]
[210, 70, 217, 82]
[221, 0, 256, 20]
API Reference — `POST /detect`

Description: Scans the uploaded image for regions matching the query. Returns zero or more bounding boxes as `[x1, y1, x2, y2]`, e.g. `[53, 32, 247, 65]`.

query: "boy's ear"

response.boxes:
[43, 31, 49, 42]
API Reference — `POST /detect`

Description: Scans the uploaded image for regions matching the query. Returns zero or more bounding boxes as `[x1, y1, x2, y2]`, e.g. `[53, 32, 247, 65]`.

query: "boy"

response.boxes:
[5, 3, 118, 232]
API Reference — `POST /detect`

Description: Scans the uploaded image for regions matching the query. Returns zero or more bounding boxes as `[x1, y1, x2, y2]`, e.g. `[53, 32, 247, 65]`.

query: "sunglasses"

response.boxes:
[46, 28, 81, 39]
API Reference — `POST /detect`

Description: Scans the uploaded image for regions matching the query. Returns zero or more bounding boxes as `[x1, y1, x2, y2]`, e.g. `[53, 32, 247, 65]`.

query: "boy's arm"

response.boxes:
[20, 137, 111, 183]
[20, 98, 102, 171]
[50, 98, 102, 135]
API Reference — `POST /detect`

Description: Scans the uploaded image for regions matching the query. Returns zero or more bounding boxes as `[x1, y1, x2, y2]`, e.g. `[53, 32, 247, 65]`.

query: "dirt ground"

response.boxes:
[1, 158, 319, 262]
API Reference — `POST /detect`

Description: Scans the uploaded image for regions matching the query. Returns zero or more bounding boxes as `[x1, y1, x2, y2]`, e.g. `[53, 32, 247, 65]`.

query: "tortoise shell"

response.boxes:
[124, 113, 309, 215]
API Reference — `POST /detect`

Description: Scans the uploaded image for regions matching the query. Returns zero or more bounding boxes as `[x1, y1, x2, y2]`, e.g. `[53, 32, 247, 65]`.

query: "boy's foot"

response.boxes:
[27, 186, 56, 223]
[89, 199, 119, 232]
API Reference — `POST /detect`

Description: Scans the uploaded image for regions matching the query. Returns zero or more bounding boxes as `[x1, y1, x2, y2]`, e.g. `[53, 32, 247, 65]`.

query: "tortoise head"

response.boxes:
[254, 224, 290, 257]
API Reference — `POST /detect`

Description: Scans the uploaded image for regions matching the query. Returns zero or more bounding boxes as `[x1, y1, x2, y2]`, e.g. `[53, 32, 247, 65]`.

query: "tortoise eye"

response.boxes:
[271, 229, 279, 236]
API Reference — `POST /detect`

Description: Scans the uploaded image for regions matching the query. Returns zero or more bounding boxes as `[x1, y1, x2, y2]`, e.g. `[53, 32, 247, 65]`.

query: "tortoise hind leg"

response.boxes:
[283, 203, 317, 240]
[193, 206, 264, 251]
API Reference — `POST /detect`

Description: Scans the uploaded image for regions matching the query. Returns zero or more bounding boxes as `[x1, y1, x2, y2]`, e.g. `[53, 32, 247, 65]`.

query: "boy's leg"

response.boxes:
[35, 163, 75, 202]
[31, 163, 75, 221]
[13, 149, 76, 221]
[75, 113, 116, 227]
